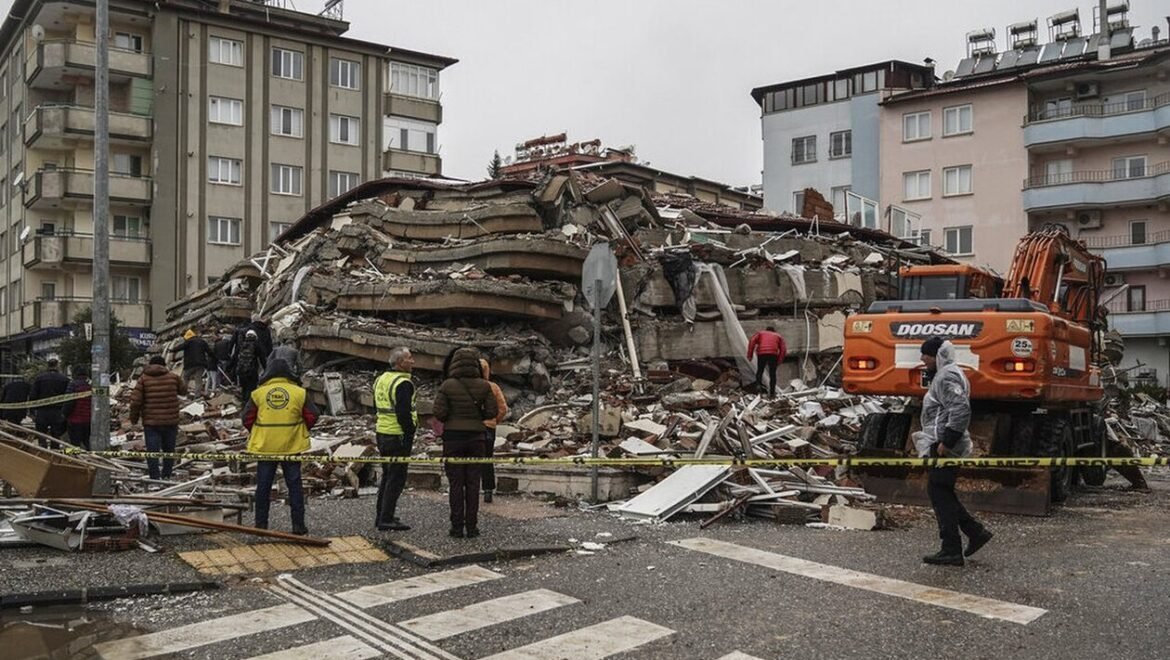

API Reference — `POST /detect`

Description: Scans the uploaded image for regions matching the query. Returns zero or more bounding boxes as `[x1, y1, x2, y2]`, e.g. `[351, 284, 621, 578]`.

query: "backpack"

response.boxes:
[238, 340, 258, 375]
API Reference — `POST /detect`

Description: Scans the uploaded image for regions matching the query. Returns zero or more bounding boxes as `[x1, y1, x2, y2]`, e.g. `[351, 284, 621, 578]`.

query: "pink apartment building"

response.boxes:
[876, 18, 1170, 385]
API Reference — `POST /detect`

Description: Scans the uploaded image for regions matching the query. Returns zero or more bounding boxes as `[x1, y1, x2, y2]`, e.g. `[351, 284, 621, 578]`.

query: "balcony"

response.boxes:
[22, 232, 152, 271]
[383, 148, 442, 176]
[1105, 299, 1170, 337]
[24, 105, 152, 149]
[1024, 93, 1170, 148]
[21, 298, 151, 331]
[384, 92, 443, 124]
[25, 168, 152, 209]
[1021, 161, 1170, 211]
[1081, 230, 1170, 271]
[26, 39, 152, 89]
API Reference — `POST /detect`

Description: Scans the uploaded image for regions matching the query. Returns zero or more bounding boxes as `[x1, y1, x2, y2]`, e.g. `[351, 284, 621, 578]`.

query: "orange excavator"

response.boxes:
[842, 227, 1108, 514]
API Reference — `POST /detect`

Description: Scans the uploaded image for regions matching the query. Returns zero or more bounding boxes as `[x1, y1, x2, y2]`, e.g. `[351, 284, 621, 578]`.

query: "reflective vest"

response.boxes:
[246, 377, 310, 455]
[374, 370, 417, 436]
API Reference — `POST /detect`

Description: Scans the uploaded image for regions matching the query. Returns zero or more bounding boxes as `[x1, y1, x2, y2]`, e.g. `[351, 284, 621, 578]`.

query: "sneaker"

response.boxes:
[922, 551, 964, 566]
[483, 491, 493, 503]
[964, 530, 994, 557]
[449, 526, 464, 538]
[465, 527, 480, 538]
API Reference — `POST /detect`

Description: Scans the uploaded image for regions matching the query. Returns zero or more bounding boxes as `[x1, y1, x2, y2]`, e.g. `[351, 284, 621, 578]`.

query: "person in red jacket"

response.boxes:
[747, 325, 787, 398]
[62, 366, 93, 450]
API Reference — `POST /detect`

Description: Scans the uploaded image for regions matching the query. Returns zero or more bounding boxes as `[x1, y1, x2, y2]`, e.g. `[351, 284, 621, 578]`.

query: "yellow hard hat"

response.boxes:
[184, 329, 196, 340]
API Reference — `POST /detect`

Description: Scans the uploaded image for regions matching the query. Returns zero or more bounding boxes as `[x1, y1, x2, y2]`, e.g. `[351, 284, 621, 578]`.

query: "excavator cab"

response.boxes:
[898, 264, 1004, 301]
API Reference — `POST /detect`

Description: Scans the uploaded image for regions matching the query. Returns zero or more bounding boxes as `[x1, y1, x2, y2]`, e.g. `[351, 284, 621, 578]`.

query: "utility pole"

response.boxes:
[91, 0, 112, 492]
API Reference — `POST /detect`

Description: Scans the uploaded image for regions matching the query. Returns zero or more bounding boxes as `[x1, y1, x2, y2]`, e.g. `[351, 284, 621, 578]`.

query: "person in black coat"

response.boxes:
[30, 359, 70, 446]
[0, 376, 30, 425]
[181, 330, 215, 398]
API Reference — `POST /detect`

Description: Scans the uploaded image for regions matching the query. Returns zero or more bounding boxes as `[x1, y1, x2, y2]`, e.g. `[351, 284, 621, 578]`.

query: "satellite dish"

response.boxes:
[19, 226, 31, 242]
[31, 24, 45, 42]
[943, 70, 956, 81]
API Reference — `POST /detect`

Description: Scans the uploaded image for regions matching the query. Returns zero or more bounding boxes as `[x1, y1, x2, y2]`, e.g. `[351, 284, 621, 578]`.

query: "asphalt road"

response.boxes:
[3, 472, 1169, 660]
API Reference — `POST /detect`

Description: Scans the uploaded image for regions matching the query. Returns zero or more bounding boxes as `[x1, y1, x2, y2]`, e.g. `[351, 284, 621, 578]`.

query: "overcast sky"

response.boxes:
[342, 0, 1167, 187]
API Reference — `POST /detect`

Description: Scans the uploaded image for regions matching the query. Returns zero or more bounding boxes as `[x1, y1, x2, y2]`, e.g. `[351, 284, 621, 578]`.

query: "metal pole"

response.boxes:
[590, 280, 601, 503]
[90, 0, 112, 493]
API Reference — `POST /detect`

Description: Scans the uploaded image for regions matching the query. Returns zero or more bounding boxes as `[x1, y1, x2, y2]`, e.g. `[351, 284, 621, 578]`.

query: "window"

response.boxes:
[0, 71, 5, 99]
[793, 190, 806, 214]
[829, 130, 852, 159]
[1131, 220, 1147, 245]
[1045, 159, 1073, 184]
[903, 170, 931, 200]
[1045, 97, 1072, 118]
[271, 105, 303, 138]
[0, 124, 5, 156]
[209, 37, 243, 66]
[918, 229, 933, 247]
[207, 216, 242, 245]
[943, 104, 973, 136]
[209, 96, 243, 125]
[903, 111, 931, 141]
[9, 278, 18, 312]
[111, 276, 141, 303]
[389, 62, 439, 100]
[113, 32, 143, 52]
[271, 47, 304, 80]
[1122, 90, 1146, 112]
[0, 287, 6, 312]
[112, 153, 143, 177]
[1128, 285, 1146, 312]
[944, 226, 974, 255]
[833, 78, 850, 101]
[329, 170, 359, 198]
[943, 165, 973, 196]
[384, 118, 437, 153]
[269, 222, 292, 242]
[890, 206, 920, 238]
[1112, 155, 1147, 179]
[330, 58, 360, 89]
[791, 135, 816, 164]
[270, 163, 303, 196]
[41, 282, 55, 300]
[208, 156, 242, 185]
[0, 177, 6, 208]
[830, 185, 851, 215]
[113, 215, 143, 237]
[329, 114, 359, 145]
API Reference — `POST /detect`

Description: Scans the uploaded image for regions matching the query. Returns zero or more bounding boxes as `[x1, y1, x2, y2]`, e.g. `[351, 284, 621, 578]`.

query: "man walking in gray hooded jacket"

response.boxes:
[918, 337, 993, 566]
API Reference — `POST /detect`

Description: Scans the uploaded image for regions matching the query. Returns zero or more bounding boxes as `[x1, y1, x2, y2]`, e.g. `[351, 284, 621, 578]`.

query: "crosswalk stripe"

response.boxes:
[338, 565, 505, 609]
[244, 634, 381, 660]
[399, 589, 581, 640]
[267, 583, 424, 660]
[672, 537, 1048, 625]
[480, 615, 675, 660]
[717, 653, 765, 660]
[94, 603, 313, 659]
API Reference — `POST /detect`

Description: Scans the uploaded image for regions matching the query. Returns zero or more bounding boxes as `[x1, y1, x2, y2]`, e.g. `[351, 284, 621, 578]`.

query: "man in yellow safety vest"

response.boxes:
[373, 347, 418, 531]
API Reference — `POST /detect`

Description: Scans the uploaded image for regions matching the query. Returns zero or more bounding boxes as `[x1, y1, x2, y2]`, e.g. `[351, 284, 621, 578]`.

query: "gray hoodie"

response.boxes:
[918, 340, 973, 458]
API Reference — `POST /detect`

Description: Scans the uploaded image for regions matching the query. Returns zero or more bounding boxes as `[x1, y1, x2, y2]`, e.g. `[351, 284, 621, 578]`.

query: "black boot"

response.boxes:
[964, 529, 993, 557]
[922, 550, 964, 566]
[449, 525, 464, 538]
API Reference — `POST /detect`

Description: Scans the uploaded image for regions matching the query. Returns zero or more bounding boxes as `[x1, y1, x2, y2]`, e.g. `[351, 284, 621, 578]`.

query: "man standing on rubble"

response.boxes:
[181, 328, 215, 398]
[747, 325, 786, 398]
[372, 347, 417, 531]
[210, 328, 234, 393]
[235, 330, 264, 403]
[131, 356, 187, 481]
[243, 358, 318, 535]
[30, 359, 70, 445]
[918, 337, 993, 567]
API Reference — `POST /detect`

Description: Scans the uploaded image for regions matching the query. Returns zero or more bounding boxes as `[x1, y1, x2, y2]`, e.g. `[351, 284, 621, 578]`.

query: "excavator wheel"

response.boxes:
[1039, 415, 1075, 503]
[1078, 415, 1108, 487]
[859, 413, 889, 450]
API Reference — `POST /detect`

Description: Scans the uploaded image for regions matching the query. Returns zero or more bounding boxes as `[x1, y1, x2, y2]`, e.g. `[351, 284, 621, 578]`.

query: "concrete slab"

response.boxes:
[635, 318, 812, 362]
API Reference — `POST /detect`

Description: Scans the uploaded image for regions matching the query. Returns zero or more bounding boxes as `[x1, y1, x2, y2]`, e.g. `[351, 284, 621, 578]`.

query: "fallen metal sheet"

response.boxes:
[615, 465, 731, 522]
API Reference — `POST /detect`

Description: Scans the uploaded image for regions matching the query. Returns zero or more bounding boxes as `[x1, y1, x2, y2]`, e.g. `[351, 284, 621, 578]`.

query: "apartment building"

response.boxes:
[750, 60, 934, 215]
[0, 0, 455, 358]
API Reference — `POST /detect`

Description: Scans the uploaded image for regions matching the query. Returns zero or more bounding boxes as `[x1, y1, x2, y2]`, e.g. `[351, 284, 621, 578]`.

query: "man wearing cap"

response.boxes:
[372, 347, 417, 531]
[181, 328, 214, 398]
[918, 337, 993, 566]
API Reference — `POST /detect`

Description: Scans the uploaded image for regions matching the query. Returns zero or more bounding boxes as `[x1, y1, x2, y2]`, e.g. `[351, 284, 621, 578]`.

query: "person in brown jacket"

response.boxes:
[130, 356, 187, 480]
[478, 358, 508, 503]
[433, 347, 497, 538]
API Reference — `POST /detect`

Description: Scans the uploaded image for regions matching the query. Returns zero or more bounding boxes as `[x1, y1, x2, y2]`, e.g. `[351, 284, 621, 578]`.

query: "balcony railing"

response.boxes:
[1027, 92, 1170, 123]
[1024, 161, 1170, 188]
[1081, 230, 1170, 249]
[1106, 299, 1170, 314]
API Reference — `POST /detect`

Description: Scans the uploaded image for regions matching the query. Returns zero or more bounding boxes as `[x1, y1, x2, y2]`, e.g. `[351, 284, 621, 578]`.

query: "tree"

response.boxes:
[487, 150, 504, 179]
[56, 307, 141, 376]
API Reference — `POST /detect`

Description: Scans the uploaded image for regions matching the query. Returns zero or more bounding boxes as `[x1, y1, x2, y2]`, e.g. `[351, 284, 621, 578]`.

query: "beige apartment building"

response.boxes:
[0, 0, 454, 358]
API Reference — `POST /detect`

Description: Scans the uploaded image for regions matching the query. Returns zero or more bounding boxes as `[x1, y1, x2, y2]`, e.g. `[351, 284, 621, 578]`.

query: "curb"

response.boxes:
[1, 580, 221, 609]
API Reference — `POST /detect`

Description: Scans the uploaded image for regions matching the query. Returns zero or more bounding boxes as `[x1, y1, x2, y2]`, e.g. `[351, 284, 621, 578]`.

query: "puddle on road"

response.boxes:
[0, 605, 142, 660]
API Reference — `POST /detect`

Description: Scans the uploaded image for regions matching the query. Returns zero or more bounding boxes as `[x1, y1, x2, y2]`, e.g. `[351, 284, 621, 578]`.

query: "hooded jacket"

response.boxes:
[182, 335, 214, 370]
[130, 364, 188, 426]
[433, 348, 497, 433]
[479, 358, 508, 430]
[919, 340, 972, 458]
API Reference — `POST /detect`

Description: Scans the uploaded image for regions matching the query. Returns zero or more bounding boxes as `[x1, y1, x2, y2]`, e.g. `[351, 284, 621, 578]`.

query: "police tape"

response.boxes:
[61, 448, 1170, 468]
[0, 390, 93, 410]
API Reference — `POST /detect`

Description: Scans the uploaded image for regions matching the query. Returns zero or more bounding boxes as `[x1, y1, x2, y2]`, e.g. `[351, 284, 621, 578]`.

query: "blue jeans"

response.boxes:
[254, 460, 306, 532]
[144, 426, 177, 480]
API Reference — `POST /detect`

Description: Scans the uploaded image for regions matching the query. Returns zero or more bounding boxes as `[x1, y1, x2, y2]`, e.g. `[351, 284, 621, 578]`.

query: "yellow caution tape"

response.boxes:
[0, 390, 93, 410]
[62, 448, 1170, 468]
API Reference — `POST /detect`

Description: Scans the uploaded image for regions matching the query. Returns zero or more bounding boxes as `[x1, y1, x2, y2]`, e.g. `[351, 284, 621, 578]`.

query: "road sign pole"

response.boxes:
[590, 280, 602, 504]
